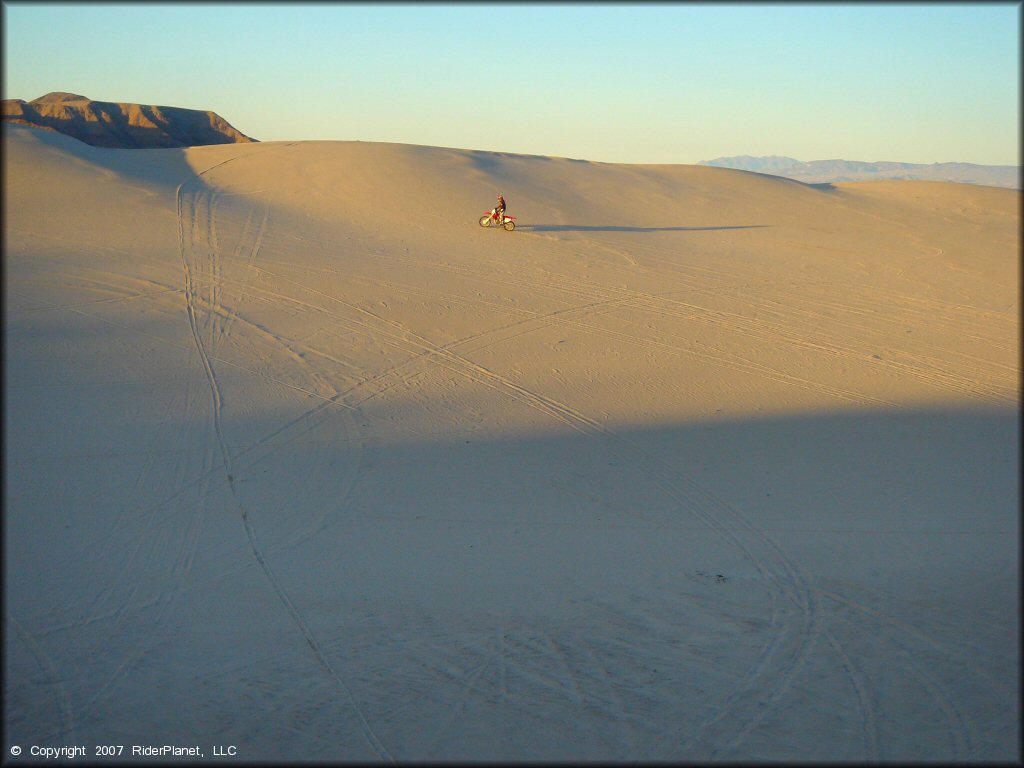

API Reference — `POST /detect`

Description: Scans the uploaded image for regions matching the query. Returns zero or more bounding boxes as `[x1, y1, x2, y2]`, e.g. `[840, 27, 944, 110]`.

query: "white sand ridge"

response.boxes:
[4, 122, 1019, 761]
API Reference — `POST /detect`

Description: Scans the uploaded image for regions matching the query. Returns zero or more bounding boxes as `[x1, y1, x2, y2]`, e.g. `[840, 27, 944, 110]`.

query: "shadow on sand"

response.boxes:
[6, 285, 1018, 759]
[520, 224, 769, 233]
[4, 121, 241, 191]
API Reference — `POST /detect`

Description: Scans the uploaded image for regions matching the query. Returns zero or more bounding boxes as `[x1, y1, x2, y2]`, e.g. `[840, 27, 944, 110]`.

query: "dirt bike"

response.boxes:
[479, 209, 516, 231]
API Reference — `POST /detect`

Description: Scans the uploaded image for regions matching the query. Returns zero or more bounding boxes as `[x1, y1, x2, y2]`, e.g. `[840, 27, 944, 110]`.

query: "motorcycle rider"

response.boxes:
[494, 195, 506, 224]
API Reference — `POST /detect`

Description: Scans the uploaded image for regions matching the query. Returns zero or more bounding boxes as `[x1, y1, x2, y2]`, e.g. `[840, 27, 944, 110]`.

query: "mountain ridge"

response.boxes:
[1, 92, 256, 148]
[699, 154, 1020, 188]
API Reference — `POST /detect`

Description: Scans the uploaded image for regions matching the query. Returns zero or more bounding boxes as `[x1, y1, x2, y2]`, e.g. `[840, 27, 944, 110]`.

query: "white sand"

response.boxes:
[4, 122, 1019, 761]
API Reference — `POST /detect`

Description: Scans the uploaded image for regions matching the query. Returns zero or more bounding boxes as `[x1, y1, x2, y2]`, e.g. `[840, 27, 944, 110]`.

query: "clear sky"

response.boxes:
[2, 2, 1019, 165]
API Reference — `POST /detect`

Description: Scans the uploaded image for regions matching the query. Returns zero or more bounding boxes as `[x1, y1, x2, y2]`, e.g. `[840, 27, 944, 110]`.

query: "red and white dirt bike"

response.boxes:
[479, 209, 516, 231]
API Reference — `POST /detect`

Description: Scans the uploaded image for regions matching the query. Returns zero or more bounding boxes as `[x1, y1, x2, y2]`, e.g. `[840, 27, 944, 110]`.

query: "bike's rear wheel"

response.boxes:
[503, 220, 516, 231]
[479, 215, 492, 227]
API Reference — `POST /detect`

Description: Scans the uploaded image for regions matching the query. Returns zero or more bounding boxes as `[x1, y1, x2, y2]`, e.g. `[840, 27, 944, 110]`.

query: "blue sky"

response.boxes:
[3, 2, 1019, 165]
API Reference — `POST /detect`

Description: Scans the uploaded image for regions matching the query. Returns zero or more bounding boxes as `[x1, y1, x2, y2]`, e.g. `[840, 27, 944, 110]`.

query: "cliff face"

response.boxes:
[2, 92, 257, 148]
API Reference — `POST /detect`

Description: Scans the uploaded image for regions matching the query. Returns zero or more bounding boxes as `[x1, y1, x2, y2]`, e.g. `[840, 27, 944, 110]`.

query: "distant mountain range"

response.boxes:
[699, 155, 1020, 189]
[1, 92, 256, 148]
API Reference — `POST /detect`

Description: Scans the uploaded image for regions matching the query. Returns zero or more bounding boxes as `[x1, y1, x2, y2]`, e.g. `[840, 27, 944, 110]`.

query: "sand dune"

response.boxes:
[1, 92, 256, 148]
[4, 122, 1018, 761]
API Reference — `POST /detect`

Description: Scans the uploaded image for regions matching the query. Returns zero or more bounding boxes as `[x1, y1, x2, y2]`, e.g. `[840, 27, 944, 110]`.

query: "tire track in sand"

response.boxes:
[229, 269, 836, 762]
[8, 613, 76, 745]
[175, 149, 393, 762]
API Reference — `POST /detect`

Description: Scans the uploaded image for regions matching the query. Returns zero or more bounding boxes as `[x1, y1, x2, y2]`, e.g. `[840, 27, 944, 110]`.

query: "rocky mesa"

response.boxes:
[1, 92, 256, 148]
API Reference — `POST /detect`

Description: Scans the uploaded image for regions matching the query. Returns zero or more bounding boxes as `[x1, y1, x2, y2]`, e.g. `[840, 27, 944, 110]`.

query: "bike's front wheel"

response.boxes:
[503, 220, 516, 231]
[479, 215, 492, 227]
